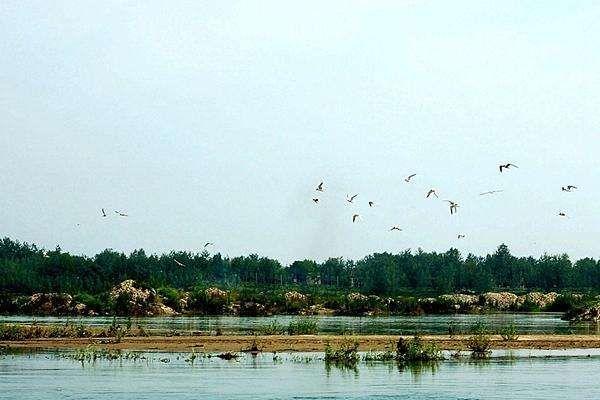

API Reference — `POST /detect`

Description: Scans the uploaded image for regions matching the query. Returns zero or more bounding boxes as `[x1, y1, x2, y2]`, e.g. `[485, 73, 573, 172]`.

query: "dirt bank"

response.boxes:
[3, 334, 600, 352]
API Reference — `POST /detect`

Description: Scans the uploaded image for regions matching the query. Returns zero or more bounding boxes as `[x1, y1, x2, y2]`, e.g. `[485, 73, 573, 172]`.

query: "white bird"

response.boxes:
[174, 259, 186, 267]
[499, 163, 518, 173]
[390, 226, 402, 231]
[562, 185, 577, 192]
[426, 189, 438, 198]
[479, 190, 504, 196]
[445, 200, 459, 215]
[114, 210, 128, 217]
[346, 194, 358, 203]
[404, 174, 416, 183]
[204, 242, 214, 248]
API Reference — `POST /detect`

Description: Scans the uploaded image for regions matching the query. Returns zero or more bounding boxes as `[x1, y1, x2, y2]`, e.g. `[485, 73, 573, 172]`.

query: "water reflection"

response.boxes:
[1, 312, 593, 335]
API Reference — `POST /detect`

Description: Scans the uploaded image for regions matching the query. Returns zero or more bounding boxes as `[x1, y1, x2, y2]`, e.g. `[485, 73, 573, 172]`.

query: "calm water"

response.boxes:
[0, 313, 594, 335]
[1, 351, 600, 399]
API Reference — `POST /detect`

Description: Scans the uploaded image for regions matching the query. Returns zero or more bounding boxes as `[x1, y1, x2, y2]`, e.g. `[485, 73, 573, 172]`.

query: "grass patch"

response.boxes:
[499, 323, 519, 341]
[287, 317, 318, 335]
[396, 336, 443, 362]
[467, 320, 492, 359]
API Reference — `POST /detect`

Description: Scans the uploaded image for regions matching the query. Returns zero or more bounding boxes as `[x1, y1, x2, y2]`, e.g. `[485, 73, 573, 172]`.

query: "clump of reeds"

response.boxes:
[499, 323, 519, 341]
[396, 336, 443, 362]
[324, 337, 360, 366]
[258, 319, 286, 335]
[467, 320, 492, 359]
[287, 317, 318, 335]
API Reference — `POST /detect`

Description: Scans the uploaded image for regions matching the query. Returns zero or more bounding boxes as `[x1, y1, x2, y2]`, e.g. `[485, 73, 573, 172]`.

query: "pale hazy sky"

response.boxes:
[1, 1, 599, 263]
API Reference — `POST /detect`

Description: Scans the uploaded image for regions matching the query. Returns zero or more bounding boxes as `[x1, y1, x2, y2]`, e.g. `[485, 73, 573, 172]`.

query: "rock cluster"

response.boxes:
[110, 280, 177, 316]
[23, 293, 91, 315]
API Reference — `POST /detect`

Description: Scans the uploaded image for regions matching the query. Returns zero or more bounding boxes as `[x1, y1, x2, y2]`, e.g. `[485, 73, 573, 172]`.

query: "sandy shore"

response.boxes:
[3, 334, 600, 352]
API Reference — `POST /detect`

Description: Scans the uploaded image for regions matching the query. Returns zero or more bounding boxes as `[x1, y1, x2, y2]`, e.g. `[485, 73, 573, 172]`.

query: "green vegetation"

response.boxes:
[259, 320, 286, 335]
[499, 323, 519, 341]
[0, 321, 150, 341]
[1, 238, 598, 297]
[0, 237, 597, 316]
[324, 337, 360, 366]
[287, 317, 318, 335]
[396, 336, 443, 362]
[467, 321, 493, 359]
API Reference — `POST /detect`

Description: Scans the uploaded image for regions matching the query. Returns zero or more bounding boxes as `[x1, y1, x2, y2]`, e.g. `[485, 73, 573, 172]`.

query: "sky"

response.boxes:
[1, 1, 599, 264]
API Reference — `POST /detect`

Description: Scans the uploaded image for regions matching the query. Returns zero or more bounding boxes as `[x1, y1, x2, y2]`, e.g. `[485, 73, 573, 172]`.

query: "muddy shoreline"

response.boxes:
[3, 334, 600, 352]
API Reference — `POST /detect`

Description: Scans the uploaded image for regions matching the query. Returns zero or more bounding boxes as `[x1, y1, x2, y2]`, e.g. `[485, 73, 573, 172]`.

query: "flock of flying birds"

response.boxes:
[97, 208, 213, 268]
[311, 162, 579, 238]
[91, 162, 578, 268]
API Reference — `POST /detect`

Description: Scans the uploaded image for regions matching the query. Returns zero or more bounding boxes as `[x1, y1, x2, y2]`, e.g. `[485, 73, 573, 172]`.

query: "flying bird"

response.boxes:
[445, 200, 459, 214]
[457, 234, 466, 239]
[558, 212, 568, 218]
[390, 226, 402, 231]
[101, 208, 107, 217]
[312, 198, 319, 203]
[499, 163, 518, 173]
[173, 259, 186, 267]
[479, 190, 504, 196]
[114, 210, 128, 217]
[204, 242, 213, 248]
[352, 214, 360, 223]
[404, 174, 416, 183]
[368, 201, 374, 207]
[562, 186, 578, 192]
[316, 182, 324, 192]
[346, 194, 358, 203]
[426, 189, 438, 198]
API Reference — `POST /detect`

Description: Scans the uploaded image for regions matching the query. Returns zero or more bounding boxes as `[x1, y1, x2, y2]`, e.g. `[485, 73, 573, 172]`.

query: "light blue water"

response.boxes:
[0, 313, 593, 335]
[1, 351, 599, 399]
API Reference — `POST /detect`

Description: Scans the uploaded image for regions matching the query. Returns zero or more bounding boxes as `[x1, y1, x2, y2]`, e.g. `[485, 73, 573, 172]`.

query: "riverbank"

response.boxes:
[4, 334, 600, 352]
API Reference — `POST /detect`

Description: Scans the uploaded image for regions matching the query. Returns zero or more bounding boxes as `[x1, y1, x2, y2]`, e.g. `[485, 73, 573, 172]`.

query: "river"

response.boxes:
[1, 349, 600, 399]
[0, 312, 594, 335]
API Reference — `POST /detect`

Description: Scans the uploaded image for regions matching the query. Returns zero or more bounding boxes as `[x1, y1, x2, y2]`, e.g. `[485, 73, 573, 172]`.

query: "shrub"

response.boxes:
[287, 317, 318, 335]
[499, 323, 519, 341]
[73, 292, 104, 313]
[324, 337, 360, 366]
[467, 320, 492, 359]
[259, 319, 286, 335]
[396, 336, 442, 362]
[156, 286, 184, 312]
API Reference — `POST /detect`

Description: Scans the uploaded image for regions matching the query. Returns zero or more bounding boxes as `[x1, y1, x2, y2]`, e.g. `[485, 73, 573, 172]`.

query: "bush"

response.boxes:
[396, 336, 442, 362]
[156, 286, 184, 312]
[259, 319, 286, 335]
[324, 337, 360, 366]
[287, 317, 318, 335]
[73, 292, 104, 313]
[499, 323, 519, 341]
[467, 321, 492, 359]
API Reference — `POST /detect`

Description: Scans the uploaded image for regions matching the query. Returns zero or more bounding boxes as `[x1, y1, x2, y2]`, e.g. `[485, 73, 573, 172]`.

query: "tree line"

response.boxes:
[1, 237, 599, 296]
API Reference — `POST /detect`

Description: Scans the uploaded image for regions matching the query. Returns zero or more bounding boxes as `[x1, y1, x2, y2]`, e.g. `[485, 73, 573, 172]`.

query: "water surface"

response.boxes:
[1, 350, 599, 399]
[1, 313, 593, 335]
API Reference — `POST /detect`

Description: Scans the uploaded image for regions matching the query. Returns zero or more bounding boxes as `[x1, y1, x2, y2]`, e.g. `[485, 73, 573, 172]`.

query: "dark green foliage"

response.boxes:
[467, 321, 492, 358]
[499, 323, 519, 341]
[396, 336, 443, 361]
[1, 237, 600, 301]
[287, 317, 318, 335]
[324, 337, 360, 366]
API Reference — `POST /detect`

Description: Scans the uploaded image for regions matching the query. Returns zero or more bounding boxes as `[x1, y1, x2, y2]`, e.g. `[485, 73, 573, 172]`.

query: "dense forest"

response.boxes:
[1, 237, 599, 296]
